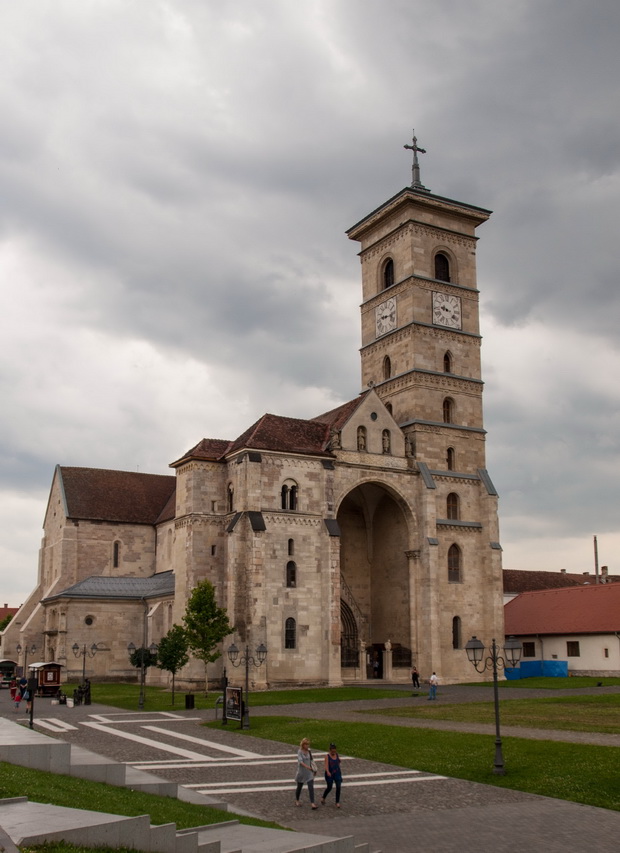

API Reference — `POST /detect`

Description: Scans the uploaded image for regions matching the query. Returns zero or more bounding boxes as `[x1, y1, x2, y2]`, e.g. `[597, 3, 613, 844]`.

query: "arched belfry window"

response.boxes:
[383, 258, 395, 289]
[448, 544, 461, 583]
[288, 538, 294, 556]
[452, 616, 462, 649]
[435, 252, 451, 282]
[386, 402, 393, 415]
[443, 397, 454, 424]
[446, 447, 455, 471]
[227, 484, 234, 512]
[357, 425, 367, 451]
[383, 356, 392, 380]
[447, 493, 459, 520]
[443, 351, 452, 374]
[281, 480, 298, 510]
[286, 561, 297, 587]
[285, 617, 296, 649]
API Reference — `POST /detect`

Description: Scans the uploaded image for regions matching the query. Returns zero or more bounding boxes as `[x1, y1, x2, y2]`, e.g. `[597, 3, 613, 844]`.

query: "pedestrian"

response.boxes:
[428, 671, 438, 700]
[9, 677, 17, 702]
[411, 666, 420, 691]
[295, 737, 318, 809]
[321, 743, 342, 808]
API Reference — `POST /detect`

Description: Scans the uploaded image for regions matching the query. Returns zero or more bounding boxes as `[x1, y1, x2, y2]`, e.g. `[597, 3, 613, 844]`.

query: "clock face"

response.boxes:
[432, 292, 461, 329]
[375, 297, 397, 337]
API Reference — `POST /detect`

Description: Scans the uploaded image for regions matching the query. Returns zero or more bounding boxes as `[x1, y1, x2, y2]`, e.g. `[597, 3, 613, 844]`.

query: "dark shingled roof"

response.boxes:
[503, 568, 619, 594]
[43, 571, 175, 602]
[59, 467, 176, 525]
[226, 413, 332, 457]
[505, 583, 620, 635]
[170, 438, 232, 467]
[312, 393, 368, 431]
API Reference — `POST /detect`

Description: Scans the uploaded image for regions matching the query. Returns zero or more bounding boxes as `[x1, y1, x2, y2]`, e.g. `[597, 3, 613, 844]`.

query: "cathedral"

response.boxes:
[2, 146, 505, 687]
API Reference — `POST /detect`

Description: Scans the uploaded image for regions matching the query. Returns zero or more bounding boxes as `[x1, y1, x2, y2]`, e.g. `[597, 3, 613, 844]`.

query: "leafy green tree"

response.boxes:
[128, 646, 158, 670]
[157, 624, 189, 705]
[0, 613, 13, 631]
[183, 580, 232, 693]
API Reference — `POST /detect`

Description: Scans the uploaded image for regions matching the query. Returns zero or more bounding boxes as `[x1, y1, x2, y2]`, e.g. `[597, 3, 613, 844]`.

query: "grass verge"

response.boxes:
[472, 676, 620, 689]
[0, 761, 283, 832]
[206, 715, 620, 812]
[88, 683, 406, 711]
[363, 691, 620, 733]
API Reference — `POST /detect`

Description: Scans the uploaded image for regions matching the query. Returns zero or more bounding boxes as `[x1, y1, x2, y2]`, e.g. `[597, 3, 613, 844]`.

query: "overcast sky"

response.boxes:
[1, 1, 619, 605]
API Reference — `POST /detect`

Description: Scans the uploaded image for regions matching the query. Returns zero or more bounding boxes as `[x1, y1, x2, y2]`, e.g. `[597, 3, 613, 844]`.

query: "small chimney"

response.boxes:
[602, 566, 608, 577]
[582, 572, 589, 576]
[560, 569, 566, 574]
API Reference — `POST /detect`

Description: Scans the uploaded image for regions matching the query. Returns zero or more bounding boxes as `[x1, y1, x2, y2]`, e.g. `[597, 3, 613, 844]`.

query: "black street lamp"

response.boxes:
[128, 642, 159, 710]
[72, 643, 100, 681]
[16, 643, 36, 676]
[465, 635, 522, 775]
[227, 642, 267, 729]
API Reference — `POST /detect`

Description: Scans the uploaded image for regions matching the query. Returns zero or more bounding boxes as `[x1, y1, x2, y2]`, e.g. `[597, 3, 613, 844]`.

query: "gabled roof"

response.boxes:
[42, 571, 175, 602]
[58, 467, 175, 525]
[225, 413, 332, 457]
[170, 438, 232, 467]
[503, 568, 619, 594]
[312, 393, 369, 431]
[504, 583, 620, 636]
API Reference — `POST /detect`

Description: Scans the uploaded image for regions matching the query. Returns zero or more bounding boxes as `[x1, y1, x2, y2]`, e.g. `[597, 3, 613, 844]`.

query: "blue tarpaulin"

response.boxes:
[505, 660, 568, 679]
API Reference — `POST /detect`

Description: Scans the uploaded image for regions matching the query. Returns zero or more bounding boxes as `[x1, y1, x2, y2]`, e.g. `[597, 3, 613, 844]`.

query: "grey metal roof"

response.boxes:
[43, 571, 175, 602]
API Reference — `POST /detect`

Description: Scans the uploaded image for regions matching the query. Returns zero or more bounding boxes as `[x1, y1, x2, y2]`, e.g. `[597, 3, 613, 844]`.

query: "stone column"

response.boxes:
[383, 639, 393, 681]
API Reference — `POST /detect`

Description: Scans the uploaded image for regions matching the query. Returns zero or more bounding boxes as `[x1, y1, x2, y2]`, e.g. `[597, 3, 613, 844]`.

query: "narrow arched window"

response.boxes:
[227, 484, 234, 512]
[447, 493, 459, 520]
[288, 538, 294, 556]
[385, 402, 393, 415]
[443, 398, 454, 424]
[446, 447, 455, 471]
[448, 544, 461, 583]
[285, 617, 296, 649]
[435, 252, 450, 282]
[383, 356, 391, 380]
[357, 425, 367, 451]
[286, 561, 297, 588]
[113, 541, 120, 568]
[452, 616, 462, 649]
[443, 351, 452, 373]
[281, 480, 298, 510]
[382, 429, 391, 454]
[383, 258, 394, 289]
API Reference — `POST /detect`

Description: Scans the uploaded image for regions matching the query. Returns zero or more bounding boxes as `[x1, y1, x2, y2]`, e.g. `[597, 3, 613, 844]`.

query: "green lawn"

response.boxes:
[363, 691, 620, 733]
[89, 682, 406, 711]
[0, 760, 284, 832]
[476, 676, 620, 689]
[206, 715, 620, 812]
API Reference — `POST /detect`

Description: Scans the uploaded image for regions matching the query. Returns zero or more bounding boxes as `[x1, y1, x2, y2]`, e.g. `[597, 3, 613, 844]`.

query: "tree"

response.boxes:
[183, 580, 232, 693]
[0, 613, 13, 632]
[157, 624, 189, 705]
[128, 646, 158, 670]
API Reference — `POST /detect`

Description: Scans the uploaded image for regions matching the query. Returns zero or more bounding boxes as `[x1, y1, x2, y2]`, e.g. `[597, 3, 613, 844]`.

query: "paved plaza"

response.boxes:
[1, 685, 620, 852]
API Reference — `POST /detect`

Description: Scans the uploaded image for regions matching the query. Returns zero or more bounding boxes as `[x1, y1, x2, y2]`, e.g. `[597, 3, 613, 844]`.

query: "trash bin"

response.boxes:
[185, 693, 195, 710]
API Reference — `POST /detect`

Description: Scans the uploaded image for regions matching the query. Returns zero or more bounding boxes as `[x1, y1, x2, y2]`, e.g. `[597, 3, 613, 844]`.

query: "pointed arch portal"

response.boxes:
[337, 482, 411, 671]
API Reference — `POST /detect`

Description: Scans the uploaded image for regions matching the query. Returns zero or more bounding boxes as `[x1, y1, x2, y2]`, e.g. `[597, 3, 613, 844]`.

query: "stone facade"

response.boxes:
[1, 180, 504, 688]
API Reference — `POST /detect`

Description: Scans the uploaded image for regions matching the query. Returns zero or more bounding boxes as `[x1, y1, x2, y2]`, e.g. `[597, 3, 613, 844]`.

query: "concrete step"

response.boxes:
[181, 820, 358, 853]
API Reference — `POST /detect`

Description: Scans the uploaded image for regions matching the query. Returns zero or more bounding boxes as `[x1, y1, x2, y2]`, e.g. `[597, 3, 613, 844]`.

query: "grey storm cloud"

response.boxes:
[1, 0, 620, 603]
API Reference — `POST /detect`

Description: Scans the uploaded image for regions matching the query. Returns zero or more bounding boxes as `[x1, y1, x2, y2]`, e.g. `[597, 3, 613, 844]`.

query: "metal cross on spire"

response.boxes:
[404, 129, 430, 192]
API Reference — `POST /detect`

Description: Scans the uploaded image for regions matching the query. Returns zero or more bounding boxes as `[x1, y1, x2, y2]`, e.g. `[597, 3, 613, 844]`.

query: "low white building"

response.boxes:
[504, 583, 620, 676]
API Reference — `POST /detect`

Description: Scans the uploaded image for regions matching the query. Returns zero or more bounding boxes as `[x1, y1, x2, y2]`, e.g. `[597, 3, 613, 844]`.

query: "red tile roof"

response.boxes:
[503, 568, 618, 594]
[59, 467, 176, 525]
[504, 583, 620, 635]
[312, 394, 368, 431]
[228, 413, 332, 456]
[171, 438, 232, 467]
[0, 605, 18, 622]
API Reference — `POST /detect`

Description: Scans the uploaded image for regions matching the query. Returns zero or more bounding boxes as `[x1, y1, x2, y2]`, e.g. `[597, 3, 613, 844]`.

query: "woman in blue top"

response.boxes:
[321, 742, 342, 807]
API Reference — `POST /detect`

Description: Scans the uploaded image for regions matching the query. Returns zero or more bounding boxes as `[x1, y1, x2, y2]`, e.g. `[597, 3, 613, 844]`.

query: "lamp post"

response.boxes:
[127, 642, 159, 710]
[72, 643, 100, 681]
[227, 642, 267, 729]
[465, 635, 522, 775]
[16, 643, 36, 677]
